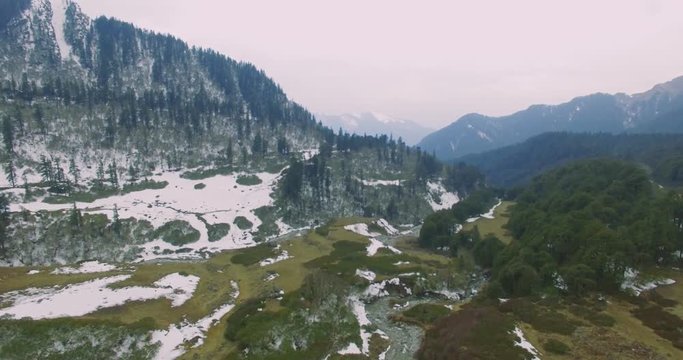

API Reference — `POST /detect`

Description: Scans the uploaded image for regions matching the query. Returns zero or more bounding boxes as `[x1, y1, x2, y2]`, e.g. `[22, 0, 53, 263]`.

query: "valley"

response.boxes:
[1, 0, 683, 359]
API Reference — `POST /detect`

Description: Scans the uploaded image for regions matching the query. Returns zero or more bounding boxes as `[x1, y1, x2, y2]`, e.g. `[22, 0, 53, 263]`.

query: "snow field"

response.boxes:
[0, 272, 199, 319]
[151, 281, 240, 359]
[51, 260, 119, 274]
[426, 181, 460, 211]
[49, 0, 73, 60]
[10, 170, 284, 261]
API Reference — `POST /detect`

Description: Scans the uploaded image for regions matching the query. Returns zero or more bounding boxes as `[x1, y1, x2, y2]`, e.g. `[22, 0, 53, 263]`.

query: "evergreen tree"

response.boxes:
[96, 159, 106, 187]
[20, 72, 32, 101]
[68, 156, 80, 186]
[112, 204, 121, 236]
[4, 159, 16, 187]
[53, 158, 66, 184]
[0, 194, 9, 253]
[22, 175, 30, 199]
[38, 155, 53, 184]
[128, 163, 138, 182]
[69, 203, 82, 232]
[33, 106, 46, 136]
[109, 160, 119, 187]
[2, 115, 14, 154]
[277, 137, 289, 156]
[225, 139, 234, 164]
[13, 107, 24, 136]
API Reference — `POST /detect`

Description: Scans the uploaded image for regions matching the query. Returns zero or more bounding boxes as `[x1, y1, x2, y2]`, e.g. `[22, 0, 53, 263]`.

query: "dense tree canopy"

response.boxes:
[491, 159, 683, 297]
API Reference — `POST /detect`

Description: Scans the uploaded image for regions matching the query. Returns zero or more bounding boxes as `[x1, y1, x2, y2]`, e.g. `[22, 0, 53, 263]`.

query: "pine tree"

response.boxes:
[225, 139, 234, 164]
[20, 72, 32, 101]
[53, 158, 66, 184]
[22, 175, 31, 199]
[0, 194, 7, 253]
[4, 159, 16, 187]
[68, 156, 80, 186]
[96, 159, 105, 187]
[69, 203, 82, 232]
[277, 137, 289, 156]
[128, 163, 138, 182]
[2, 115, 14, 154]
[38, 155, 53, 184]
[109, 160, 119, 187]
[34, 106, 46, 136]
[13, 107, 24, 136]
[112, 204, 121, 236]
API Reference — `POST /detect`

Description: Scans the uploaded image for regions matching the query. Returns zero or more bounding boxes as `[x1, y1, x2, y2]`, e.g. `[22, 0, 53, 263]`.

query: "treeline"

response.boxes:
[487, 160, 683, 297]
[459, 132, 683, 188]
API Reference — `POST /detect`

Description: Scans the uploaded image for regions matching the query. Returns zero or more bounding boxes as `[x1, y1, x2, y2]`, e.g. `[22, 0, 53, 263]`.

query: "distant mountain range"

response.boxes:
[316, 112, 433, 145]
[419, 76, 683, 160]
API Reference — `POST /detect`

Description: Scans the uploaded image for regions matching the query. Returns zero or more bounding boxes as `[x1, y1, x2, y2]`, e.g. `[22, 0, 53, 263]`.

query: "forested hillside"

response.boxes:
[458, 132, 683, 188]
[0, 0, 485, 266]
[491, 160, 683, 297]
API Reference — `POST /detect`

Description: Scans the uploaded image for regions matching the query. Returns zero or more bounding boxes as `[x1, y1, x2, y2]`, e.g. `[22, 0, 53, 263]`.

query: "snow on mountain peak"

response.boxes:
[371, 112, 402, 124]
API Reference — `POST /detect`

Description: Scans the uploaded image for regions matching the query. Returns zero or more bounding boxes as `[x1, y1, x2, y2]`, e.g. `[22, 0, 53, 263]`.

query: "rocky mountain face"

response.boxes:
[419, 76, 683, 160]
[316, 112, 433, 145]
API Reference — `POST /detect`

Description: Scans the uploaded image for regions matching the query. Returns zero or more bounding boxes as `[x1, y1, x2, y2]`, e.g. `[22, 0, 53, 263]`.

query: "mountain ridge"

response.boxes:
[419, 76, 683, 160]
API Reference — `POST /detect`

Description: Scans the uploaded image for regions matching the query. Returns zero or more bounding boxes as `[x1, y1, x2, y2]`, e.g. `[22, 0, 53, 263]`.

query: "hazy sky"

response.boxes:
[76, 0, 683, 128]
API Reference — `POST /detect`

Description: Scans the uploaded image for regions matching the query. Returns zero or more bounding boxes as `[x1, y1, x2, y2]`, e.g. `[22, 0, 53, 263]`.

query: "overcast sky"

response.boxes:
[76, 0, 683, 129]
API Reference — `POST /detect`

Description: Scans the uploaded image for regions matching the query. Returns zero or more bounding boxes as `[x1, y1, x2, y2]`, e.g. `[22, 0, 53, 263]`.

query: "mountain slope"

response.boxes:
[458, 132, 683, 188]
[0, 0, 484, 266]
[316, 112, 433, 145]
[419, 77, 683, 160]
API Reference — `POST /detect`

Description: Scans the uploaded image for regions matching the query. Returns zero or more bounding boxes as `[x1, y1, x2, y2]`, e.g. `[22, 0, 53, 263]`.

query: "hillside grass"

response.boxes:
[462, 201, 514, 244]
[0, 217, 467, 359]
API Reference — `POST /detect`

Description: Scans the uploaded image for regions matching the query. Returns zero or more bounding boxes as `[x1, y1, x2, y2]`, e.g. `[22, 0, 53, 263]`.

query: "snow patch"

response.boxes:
[376, 219, 399, 235]
[477, 130, 492, 142]
[512, 326, 541, 360]
[360, 179, 401, 187]
[259, 250, 292, 267]
[426, 181, 460, 211]
[27, 270, 41, 275]
[264, 272, 279, 282]
[355, 269, 377, 282]
[466, 199, 502, 223]
[151, 281, 239, 359]
[338, 342, 362, 355]
[620, 268, 676, 296]
[49, 0, 72, 60]
[51, 260, 118, 274]
[434, 289, 461, 301]
[0, 273, 199, 319]
[344, 223, 381, 238]
[481, 200, 502, 219]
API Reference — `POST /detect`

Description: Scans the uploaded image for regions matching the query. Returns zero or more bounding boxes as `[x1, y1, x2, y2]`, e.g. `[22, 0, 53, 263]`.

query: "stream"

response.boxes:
[365, 297, 426, 359]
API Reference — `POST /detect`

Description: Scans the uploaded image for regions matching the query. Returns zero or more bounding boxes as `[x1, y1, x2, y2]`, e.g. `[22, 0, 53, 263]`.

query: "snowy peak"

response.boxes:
[317, 112, 433, 145]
